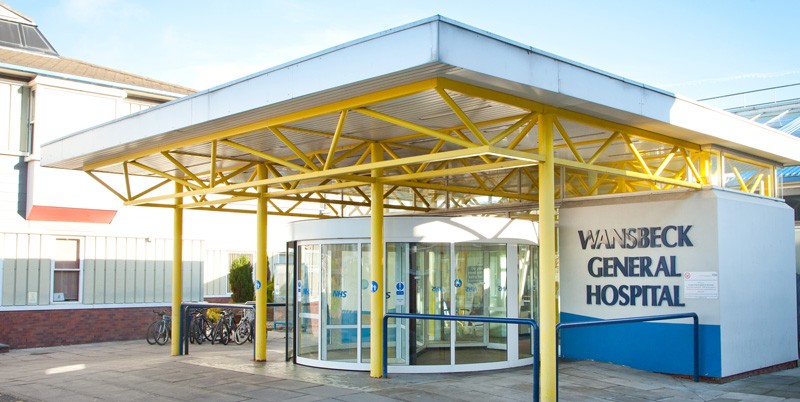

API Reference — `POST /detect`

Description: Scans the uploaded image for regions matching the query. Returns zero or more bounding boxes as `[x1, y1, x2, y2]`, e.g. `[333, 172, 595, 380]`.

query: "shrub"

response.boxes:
[229, 256, 254, 303]
[206, 307, 221, 323]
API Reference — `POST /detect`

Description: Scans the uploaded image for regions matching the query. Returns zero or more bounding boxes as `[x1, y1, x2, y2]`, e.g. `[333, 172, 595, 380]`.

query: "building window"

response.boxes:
[53, 238, 80, 302]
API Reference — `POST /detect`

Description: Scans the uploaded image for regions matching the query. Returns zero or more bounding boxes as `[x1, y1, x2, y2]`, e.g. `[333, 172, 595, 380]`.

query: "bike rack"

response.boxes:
[180, 302, 288, 360]
[382, 313, 540, 402]
[556, 312, 700, 400]
[180, 302, 255, 358]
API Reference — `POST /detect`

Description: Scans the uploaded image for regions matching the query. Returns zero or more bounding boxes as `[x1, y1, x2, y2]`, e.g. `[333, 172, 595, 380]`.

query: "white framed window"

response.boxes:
[53, 238, 81, 302]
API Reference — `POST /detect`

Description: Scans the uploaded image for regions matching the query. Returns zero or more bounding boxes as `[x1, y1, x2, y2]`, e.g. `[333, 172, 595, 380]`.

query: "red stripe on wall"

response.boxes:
[27, 206, 117, 223]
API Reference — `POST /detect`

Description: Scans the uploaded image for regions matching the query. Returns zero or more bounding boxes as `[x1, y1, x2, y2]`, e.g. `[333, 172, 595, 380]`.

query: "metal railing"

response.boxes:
[180, 302, 287, 360]
[556, 312, 700, 400]
[383, 313, 540, 402]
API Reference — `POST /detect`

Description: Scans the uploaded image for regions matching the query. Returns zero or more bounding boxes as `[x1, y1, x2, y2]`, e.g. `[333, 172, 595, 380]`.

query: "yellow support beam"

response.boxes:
[324, 110, 348, 170]
[86, 171, 127, 202]
[269, 127, 321, 171]
[538, 113, 557, 401]
[255, 165, 268, 361]
[553, 116, 585, 163]
[435, 87, 490, 145]
[354, 108, 479, 149]
[170, 182, 183, 356]
[369, 143, 385, 378]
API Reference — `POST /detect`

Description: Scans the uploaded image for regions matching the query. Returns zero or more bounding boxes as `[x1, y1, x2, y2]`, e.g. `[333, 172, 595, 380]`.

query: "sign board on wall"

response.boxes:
[558, 194, 720, 323]
[684, 272, 718, 299]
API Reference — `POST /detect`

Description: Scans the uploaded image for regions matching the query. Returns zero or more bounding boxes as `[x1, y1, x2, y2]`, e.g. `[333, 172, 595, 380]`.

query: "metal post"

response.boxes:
[256, 164, 268, 361]
[538, 113, 557, 401]
[370, 143, 385, 378]
[171, 182, 183, 356]
[693, 315, 699, 382]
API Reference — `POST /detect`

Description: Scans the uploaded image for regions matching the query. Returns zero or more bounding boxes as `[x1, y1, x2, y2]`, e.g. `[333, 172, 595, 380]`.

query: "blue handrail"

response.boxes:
[556, 312, 699, 400]
[383, 313, 540, 402]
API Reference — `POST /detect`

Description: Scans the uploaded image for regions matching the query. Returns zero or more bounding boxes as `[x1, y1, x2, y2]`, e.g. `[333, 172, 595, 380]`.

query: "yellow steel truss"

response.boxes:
[84, 78, 770, 218]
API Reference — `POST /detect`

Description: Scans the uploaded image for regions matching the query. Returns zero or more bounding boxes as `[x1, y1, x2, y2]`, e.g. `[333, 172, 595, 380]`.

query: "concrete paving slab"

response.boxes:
[0, 336, 798, 402]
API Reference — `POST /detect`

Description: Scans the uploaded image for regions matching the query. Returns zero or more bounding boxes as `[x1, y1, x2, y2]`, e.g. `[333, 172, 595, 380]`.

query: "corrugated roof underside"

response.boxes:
[48, 64, 461, 170]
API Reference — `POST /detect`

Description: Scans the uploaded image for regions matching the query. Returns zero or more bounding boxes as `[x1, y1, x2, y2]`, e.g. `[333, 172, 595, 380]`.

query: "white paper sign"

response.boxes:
[684, 271, 718, 299]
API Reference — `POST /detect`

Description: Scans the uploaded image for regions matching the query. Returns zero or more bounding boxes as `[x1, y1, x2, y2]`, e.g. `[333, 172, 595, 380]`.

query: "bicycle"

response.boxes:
[235, 309, 254, 345]
[209, 310, 232, 345]
[189, 310, 209, 345]
[146, 310, 171, 345]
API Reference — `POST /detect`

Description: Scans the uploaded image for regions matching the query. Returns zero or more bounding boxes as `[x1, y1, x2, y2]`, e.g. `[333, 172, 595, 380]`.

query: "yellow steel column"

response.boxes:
[255, 164, 268, 361]
[538, 113, 557, 400]
[369, 143, 385, 378]
[171, 182, 183, 356]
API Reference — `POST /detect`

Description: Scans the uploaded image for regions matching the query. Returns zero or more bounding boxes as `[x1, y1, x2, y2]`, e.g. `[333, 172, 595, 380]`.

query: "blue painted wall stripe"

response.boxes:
[560, 313, 721, 377]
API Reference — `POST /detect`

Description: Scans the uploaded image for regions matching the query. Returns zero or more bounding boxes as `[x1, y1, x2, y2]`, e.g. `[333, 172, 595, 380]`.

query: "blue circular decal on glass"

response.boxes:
[454, 278, 462, 288]
[371, 281, 379, 293]
[396, 282, 405, 291]
[255, 280, 262, 290]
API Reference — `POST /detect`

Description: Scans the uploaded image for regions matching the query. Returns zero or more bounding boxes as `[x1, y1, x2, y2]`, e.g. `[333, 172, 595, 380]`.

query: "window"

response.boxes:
[53, 239, 80, 302]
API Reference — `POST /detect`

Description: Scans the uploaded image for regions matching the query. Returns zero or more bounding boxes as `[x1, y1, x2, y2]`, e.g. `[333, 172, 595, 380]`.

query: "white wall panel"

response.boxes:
[154, 238, 166, 303]
[717, 191, 798, 376]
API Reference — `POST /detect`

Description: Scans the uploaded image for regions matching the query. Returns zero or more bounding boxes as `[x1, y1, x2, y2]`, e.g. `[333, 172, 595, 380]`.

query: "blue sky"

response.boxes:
[5, 0, 799, 102]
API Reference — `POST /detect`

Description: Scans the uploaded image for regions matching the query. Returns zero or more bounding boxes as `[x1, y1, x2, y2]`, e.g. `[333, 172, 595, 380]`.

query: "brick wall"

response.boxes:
[204, 296, 232, 304]
[0, 307, 171, 349]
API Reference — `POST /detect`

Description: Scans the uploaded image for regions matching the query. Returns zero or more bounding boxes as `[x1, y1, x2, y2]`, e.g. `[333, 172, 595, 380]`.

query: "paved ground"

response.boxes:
[0, 332, 798, 401]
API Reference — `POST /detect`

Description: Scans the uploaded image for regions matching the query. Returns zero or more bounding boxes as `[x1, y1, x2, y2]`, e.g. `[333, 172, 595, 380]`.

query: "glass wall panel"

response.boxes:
[298, 244, 320, 359]
[360, 243, 370, 363]
[286, 243, 295, 361]
[322, 243, 359, 362]
[454, 243, 507, 364]
[518, 244, 539, 359]
[410, 243, 451, 365]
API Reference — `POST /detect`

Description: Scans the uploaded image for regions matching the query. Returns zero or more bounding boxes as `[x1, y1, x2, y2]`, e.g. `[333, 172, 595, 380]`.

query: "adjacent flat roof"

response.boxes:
[41, 16, 800, 170]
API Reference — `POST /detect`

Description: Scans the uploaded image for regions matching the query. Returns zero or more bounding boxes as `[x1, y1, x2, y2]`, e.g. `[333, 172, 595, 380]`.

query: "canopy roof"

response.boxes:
[39, 16, 800, 217]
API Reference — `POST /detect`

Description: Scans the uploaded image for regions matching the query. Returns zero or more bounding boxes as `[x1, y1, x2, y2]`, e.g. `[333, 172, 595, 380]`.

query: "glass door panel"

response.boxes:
[410, 243, 451, 365]
[298, 244, 321, 359]
[518, 244, 538, 359]
[287, 242, 296, 362]
[454, 243, 507, 365]
[386, 243, 409, 365]
[322, 244, 358, 362]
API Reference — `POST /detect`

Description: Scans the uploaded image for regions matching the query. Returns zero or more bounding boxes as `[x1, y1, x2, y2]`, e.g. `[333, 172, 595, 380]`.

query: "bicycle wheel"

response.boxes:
[146, 321, 159, 345]
[155, 321, 169, 345]
[220, 324, 230, 345]
[235, 320, 250, 345]
[210, 323, 220, 345]
[191, 318, 205, 345]
[203, 318, 214, 342]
